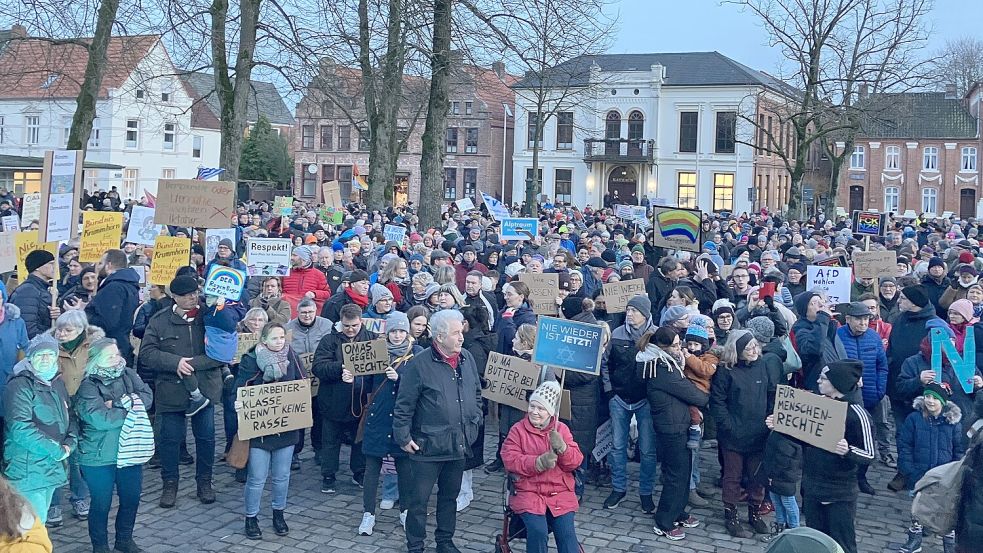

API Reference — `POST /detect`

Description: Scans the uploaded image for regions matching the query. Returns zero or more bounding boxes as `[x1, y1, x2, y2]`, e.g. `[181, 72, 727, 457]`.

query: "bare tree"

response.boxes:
[932, 37, 983, 97]
[417, 0, 453, 229]
[66, 0, 121, 152]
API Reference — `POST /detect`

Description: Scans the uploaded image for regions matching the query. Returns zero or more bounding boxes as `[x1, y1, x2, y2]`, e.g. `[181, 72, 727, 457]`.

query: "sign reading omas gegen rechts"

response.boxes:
[342, 339, 389, 376]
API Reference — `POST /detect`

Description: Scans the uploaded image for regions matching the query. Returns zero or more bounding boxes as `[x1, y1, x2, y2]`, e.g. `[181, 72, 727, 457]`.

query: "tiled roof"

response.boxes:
[859, 92, 978, 139]
[463, 65, 517, 122]
[180, 71, 295, 130]
[0, 35, 158, 99]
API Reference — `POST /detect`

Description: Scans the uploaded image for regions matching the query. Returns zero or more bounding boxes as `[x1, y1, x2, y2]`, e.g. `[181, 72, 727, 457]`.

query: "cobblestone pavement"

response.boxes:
[51, 429, 924, 553]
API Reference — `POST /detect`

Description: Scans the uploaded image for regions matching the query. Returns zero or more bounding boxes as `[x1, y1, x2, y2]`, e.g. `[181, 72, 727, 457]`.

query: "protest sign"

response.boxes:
[631, 205, 647, 221]
[533, 317, 605, 374]
[274, 196, 294, 216]
[148, 236, 191, 285]
[602, 278, 646, 313]
[614, 205, 633, 219]
[773, 385, 847, 453]
[592, 419, 614, 462]
[481, 192, 510, 220]
[851, 210, 887, 236]
[481, 352, 540, 411]
[342, 339, 389, 376]
[383, 224, 407, 246]
[155, 179, 235, 228]
[124, 206, 162, 246]
[39, 150, 83, 242]
[245, 238, 292, 276]
[236, 379, 313, 440]
[0, 232, 15, 273]
[203, 265, 246, 299]
[930, 327, 976, 393]
[14, 231, 58, 282]
[853, 250, 897, 279]
[20, 193, 41, 225]
[455, 197, 475, 211]
[651, 205, 702, 253]
[298, 353, 318, 397]
[79, 211, 124, 263]
[205, 228, 237, 262]
[500, 218, 539, 241]
[518, 273, 558, 316]
[234, 333, 260, 364]
[363, 318, 387, 335]
[321, 180, 342, 208]
[132, 265, 147, 284]
[815, 255, 847, 268]
[320, 207, 344, 225]
[806, 265, 852, 304]
[1, 215, 18, 232]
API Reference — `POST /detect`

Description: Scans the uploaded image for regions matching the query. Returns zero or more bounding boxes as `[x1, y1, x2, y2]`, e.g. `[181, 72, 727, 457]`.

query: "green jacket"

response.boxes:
[73, 368, 153, 467]
[1, 360, 77, 492]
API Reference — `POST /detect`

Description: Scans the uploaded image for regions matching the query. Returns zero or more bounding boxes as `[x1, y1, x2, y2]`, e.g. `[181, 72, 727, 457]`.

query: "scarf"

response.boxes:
[951, 321, 972, 354]
[961, 276, 980, 289]
[973, 302, 983, 321]
[433, 341, 460, 370]
[880, 292, 898, 313]
[387, 336, 412, 360]
[637, 343, 682, 379]
[62, 332, 86, 352]
[89, 356, 126, 380]
[625, 316, 655, 344]
[345, 286, 370, 308]
[256, 343, 290, 383]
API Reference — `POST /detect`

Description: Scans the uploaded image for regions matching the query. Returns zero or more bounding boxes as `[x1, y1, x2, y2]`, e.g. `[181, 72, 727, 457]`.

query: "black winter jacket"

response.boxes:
[9, 274, 53, 338]
[801, 398, 876, 502]
[604, 320, 655, 404]
[638, 346, 708, 435]
[886, 304, 940, 402]
[560, 312, 602, 454]
[85, 268, 140, 364]
[710, 356, 779, 453]
[311, 327, 378, 422]
[957, 401, 983, 549]
[756, 432, 802, 497]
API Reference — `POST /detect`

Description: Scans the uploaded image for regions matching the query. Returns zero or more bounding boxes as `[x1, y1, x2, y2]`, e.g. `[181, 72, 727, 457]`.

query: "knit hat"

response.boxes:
[900, 285, 930, 308]
[785, 246, 802, 259]
[561, 296, 586, 319]
[660, 305, 690, 326]
[949, 298, 976, 322]
[631, 244, 645, 254]
[601, 249, 617, 263]
[528, 380, 562, 417]
[824, 359, 863, 393]
[218, 238, 235, 251]
[343, 269, 369, 283]
[928, 257, 946, 270]
[370, 283, 394, 305]
[959, 264, 979, 276]
[557, 272, 571, 291]
[332, 241, 345, 252]
[424, 282, 441, 300]
[26, 333, 59, 358]
[24, 249, 55, 273]
[923, 381, 951, 406]
[169, 275, 199, 296]
[712, 299, 736, 318]
[626, 295, 652, 320]
[789, 262, 807, 274]
[702, 241, 718, 253]
[293, 245, 313, 266]
[925, 317, 956, 339]
[879, 276, 897, 286]
[386, 311, 410, 334]
[959, 251, 976, 264]
[684, 324, 710, 350]
[746, 316, 776, 344]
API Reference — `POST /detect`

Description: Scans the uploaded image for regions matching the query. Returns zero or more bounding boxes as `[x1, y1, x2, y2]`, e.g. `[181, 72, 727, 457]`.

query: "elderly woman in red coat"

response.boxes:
[501, 380, 584, 553]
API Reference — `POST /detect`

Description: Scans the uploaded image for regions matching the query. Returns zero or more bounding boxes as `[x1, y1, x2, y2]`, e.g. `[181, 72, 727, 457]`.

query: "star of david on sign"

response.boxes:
[556, 347, 576, 365]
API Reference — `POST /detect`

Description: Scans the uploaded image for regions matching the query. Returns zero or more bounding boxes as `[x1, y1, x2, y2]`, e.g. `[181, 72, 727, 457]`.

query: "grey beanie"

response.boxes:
[292, 245, 313, 265]
[746, 316, 775, 344]
[386, 311, 410, 334]
[626, 294, 652, 320]
[27, 334, 59, 358]
[370, 283, 394, 305]
[660, 305, 690, 326]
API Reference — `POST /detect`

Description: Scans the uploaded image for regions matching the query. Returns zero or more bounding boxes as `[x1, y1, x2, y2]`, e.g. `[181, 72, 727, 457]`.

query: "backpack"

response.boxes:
[911, 458, 967, 534]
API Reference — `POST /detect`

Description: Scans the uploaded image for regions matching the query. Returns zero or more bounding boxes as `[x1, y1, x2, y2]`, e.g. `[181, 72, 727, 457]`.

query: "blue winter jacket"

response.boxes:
[837, 326, 889, 410]
[0, 303, 29, 413]
[898, 396, 965, 489]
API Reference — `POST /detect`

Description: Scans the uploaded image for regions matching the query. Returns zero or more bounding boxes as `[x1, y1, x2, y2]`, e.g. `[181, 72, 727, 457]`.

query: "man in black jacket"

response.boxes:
[9, 249, 59, 338]
[86, 248, 140, 364]
[321, 269, 370, 322]
[394, 309, 482, 553]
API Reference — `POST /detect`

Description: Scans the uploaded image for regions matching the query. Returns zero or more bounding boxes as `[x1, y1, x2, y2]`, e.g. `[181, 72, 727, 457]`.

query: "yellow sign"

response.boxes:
[79, 211, 124, 263]
[14, 231, 59, 282]
[148, 236, 191, 285]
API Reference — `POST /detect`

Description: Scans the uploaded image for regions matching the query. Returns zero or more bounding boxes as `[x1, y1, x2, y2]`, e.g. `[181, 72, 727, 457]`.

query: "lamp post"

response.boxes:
[523, 176, 533, 216]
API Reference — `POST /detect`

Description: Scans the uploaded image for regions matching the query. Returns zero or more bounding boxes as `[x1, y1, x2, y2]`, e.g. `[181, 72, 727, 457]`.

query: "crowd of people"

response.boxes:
[1, 191, 983, 553]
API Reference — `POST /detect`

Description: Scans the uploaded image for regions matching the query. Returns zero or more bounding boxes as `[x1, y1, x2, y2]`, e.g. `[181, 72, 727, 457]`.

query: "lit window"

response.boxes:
[921, 188, 937, 214]
[678, 172, 697, 208]
[885, 145, 900, 170]
[884, 186, 899, 213]
[923, 147, 939, 171]
[850, 145, 865, 169]
[713, 173, 734, 212]
[962, 147, 977, 171]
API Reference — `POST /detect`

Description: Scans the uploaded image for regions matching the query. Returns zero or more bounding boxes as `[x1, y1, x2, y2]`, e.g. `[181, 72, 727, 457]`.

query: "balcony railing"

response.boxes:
[584, 138, 655, 163]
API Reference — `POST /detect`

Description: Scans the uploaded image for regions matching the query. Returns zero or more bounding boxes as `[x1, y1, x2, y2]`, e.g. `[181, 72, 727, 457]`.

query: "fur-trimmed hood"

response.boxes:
[2, 302, 21, 320]
[912, 395, 963, 425]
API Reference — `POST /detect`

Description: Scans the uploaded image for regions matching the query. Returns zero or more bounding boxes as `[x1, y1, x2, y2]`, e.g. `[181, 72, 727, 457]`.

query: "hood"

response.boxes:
[103, 267, 141, 286]
[2, 303, 21, 320]
[912, 395, 963, 425]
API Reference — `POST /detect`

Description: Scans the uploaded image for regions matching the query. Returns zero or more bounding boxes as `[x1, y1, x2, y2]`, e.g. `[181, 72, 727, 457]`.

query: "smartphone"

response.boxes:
[759, 281, 777, 300]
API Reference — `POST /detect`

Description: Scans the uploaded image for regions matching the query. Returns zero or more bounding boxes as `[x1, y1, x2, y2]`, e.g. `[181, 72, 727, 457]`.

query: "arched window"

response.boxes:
[627, 111, 644, 156]
[605, 111, 621, 140]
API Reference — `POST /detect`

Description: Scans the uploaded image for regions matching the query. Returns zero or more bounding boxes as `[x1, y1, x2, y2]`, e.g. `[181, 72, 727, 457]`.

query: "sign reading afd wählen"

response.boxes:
[532, 317, 605, 375]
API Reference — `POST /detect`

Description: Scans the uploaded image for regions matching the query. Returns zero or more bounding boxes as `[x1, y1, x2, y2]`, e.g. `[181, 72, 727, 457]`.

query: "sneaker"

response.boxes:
[881, 452, 898, 469]
[380, 499, 396, 510]
[351, 474, 364, 489]
[675, 515, 700, 528]
[603, 490, 626, 509]
[687, 425, 702, 449]
[358, 512, 375, 536]
[484, 459, 504, 474]
[654, 526, 686, 541]
[72, 498, 90, 520]
[640, 495, 655, 514]
[46, 505, 63, 528]
[400, 510, 407, 529]
[321, 476, 336, 494]
[185, 395, 210, 417]
[898, 528, 923, 553]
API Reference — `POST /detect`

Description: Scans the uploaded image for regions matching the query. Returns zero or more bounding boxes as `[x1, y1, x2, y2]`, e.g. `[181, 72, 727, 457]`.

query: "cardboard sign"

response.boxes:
[518, 272, 558, 316]
[298, 352, 318, 397]
[481, 352, 540, 411]
[533, 317, 605, 375]
[148, 236, 191, 286]
[592, 419, 614, 462]
[39, 150, 83, 242]
[236, 379, 313, 440]
[203, 265, 246, 299]
[602, 278, 646, 313]
[78, 211, 123, 263]
[853, 250, 897, 279]
[383, 224, 407, 246]
[14, 231, 59, 282]
[772, 385, 847, 453]
[0, 232, 15, 273]
[342, 339, 389, 376]
[20, 193, 41, 224]
[204, 228, 237, 262]
[1, 214, 19, 232]
[155, 179, 235, 228]
[455, 197, 475, 212]
[274, 196, 294, 216]
[852, 210, 887, 236]
[245, 238, 292, 276]
[651, 205, 702, 253]
[500, 218, 539, 241]
[124, 206, 162, 246]
[234, 332, 260, 364]
[806, 265, 852, 304]
[930, 327, 977, 394]
[321, 180, 342, 208]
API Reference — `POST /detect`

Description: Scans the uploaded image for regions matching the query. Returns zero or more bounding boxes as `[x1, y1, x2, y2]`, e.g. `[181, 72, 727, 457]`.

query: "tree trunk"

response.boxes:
[417, 0, 453, 229]
[66, 0, 120, 154]
[824, 154, 847, 215]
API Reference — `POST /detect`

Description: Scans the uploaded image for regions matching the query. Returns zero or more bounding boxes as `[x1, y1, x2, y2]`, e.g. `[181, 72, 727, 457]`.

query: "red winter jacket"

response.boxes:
[501, 417, 583, 517]
[282, 266, 331, 317]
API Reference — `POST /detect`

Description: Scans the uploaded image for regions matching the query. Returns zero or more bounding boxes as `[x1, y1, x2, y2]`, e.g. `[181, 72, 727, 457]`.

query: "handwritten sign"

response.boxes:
[853, 250, 897, 279]
[298, 353, 318, 397]
[79, 211, 123, 263]
[273, 196, 294, 216]
[20, 193, 40, 225]
[203, 265, 246, 299]
[124, 206, 162, 246]
[772, 385, 847, 453]
[592, 419, 614, 462]
[322, 180, 342, 208]
[614, 205, 633, 219]
[148, 236, 191, 286]
[533, 317, 605, 375]
[14, 231, 59, 282]
[383, 225, 407, 246]
[602, 278, 646, 313]
[481, 352, 540, 411]
[39, 150, 82, 242]
[245, 238, 292, 276]
[155, 179, 235, 228]
[651, 205, 702, 253]
[204, 228, 237, 262]
[1, 214, 19, 232]
[342, 339, 389, 376]
[236, 379, 313, 440]
[806, 265, 852, 304]
[234, 333, 260, 364]
[519, 272, 558, 316]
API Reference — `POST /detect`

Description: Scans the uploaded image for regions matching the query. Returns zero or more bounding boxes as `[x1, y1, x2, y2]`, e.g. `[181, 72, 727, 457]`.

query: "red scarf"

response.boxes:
[385, 281, 404, 304]
[433, 342, 460, 370]
[345, 286, 370, 308]
[951, 321, 970, 353]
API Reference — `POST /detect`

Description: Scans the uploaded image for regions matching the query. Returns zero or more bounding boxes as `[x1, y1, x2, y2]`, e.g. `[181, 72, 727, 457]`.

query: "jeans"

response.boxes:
[721, 448, 765, 505]
[244, 446, 293, 517]
[222, 384, 238, 453]
[382, 473, 398, 501]
[160, 406, 216, 482]
[319, 418, 364, 479]
[363, 455, 413, 514]
[19, 486, 57, 524]
[770, 492, 800, 528]
[80, 464, 143, 548]
[689, 448, 701, 490]
[608, 396, 657, 495]
[804, 495, 858, 553]
[654, 432, 692, 532]
[405, 458, 465, 553]
[519, 510, 580, 553]
[866, 398, 892, 456]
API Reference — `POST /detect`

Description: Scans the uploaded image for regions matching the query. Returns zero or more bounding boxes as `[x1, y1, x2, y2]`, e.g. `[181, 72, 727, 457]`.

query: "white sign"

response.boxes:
[806, 265, 853, 304]
[1, 215, 18, 232]
[205, 228, 237, 262]
[614, 205, 632, 219]
[383, 224, 407, 246]
[20, 193, 41, 225]
[245, 238, 292, 276]
[43, 150, 79, 242]
[124, 206, 162, 246]
[592, 419, 614, 462]
[630, 205, 647, 221]
[455, 197, 475, 212]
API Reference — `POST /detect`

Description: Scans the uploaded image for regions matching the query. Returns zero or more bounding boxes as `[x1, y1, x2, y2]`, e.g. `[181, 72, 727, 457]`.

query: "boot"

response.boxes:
[888, 471, 907, 492]
[196, 479, 216, 504]
[724, 504, 753, 539]
[898, 528, 922, 553]
[748, 504, 771, 534]
[272, 509, 289, 536]
[244, 516, 262, 540]
[858, 465, 876, 495]
[159, 480, 178, 509]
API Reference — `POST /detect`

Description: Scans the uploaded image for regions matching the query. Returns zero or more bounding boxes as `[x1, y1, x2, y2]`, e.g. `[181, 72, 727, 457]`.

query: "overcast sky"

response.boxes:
[608, 0, 982, 77]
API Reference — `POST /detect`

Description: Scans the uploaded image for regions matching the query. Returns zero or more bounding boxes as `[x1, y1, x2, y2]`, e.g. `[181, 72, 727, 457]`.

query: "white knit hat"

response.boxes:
[528, 380, 562, 416]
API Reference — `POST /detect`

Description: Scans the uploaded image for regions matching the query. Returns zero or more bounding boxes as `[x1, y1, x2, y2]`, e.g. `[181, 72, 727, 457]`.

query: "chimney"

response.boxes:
[859, 83, 868, 98]
[492, 61, 505, 79]
[10, 24, 26, 38]
[945, 82, 958, 99]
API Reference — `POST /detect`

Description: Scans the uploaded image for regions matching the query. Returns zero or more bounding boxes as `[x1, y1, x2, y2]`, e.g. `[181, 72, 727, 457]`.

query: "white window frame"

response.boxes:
[192, 135, 203, 159]
[89, 118, 100, 148]
[850, 145, 865, 169]
[923, 146, 939, 171]
[122, 168, 139, 197]
[163, 122, 175, 151]
[62, 116, 71, 147]
[160, 80, 173, 103]
[885, 145, 900, 170]
[921, 188, 937, 214]
[0, 115, 5, 144]
[962, 146, 977, 172]
[25, 115, 40, 145]
[161, 168, 175, 179]
[125, 119, 139, 149]
[884, 186, 899, 213]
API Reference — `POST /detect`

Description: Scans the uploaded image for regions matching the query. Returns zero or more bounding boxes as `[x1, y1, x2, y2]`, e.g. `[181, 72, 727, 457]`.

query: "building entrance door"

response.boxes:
[608, 166, 638, 205]
[849, 185, 864, 213]
[961, 189, 976, 220]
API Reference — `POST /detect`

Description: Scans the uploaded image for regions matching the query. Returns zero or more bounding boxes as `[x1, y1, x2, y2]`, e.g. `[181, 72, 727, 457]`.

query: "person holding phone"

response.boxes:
[736, 286, 788, 339]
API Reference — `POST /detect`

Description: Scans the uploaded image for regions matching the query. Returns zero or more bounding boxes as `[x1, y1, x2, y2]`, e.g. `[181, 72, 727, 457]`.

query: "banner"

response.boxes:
[124, 206, 163, 246]
[321, 180, 342, 208]
[851, 210, 887, 237]
[205, 228, 237, 262]
[342, 339, 389, 376]
[14, 231, 59, 282]
[383, 224, 407, 246]
[155, 179, 235, 228]
[481, 352, 540, 411]
[773, 385, 847, 454]
[630, 205, 647, 221]
[500, 217, 539, 241]
[236, 379, 313, 440]
[602, 278, 646, 313]
[518, 273, 558, 316]
[148, 236, 191, 286]
[39, 150, 83, 242]
[806, 265, 852, 304]
[481, 192, 510, 220]
[78, 211, 124, 263]
[853, 251, 897, 279]
[614, 205, 633, 219]
[203, 265, 246, 299]
[245, 238, 292, 276]
[533, 317, 605, 374]
[455, 197, 475, 212]
[651, 205, 703, 253]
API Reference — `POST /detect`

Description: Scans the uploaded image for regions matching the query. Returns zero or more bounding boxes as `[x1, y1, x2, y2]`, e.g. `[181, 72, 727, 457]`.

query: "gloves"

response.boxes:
[549, 430, 567, 454]
[535, 451, 558, 472]
[764, 295, 775, 310]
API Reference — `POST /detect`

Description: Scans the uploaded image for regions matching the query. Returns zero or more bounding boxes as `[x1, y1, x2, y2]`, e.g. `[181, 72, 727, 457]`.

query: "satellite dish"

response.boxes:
[307, 164, 317, 174]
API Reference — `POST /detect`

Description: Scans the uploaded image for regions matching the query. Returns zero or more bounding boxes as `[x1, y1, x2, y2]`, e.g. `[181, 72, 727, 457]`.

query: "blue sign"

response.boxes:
[533, 317, 605, 375]
[500, 217, 539, 241]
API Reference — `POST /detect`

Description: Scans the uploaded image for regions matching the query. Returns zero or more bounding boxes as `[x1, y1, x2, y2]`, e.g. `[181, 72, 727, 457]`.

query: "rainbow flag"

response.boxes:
[352, 164, 368, 191]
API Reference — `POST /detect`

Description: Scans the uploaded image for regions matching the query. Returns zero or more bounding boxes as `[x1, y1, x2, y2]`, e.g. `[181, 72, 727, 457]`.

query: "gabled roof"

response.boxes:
[859, 92, 978, 139]
[179, 71, 295, 130]
[0, 35, 158, 99]
[458, 65, 517, 122]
